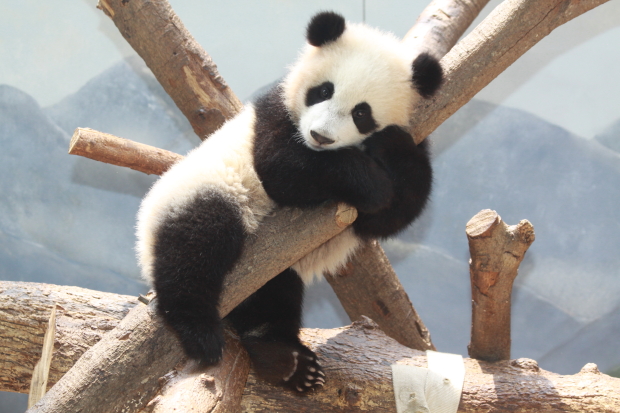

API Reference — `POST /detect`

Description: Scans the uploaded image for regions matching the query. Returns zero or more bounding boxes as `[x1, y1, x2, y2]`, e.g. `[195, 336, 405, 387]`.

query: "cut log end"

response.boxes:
[335, 203, 358, 227]
[466, 209, 500, 238]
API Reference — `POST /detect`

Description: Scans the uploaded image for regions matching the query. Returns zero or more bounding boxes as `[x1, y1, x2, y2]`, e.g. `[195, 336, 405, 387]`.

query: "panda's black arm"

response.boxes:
[353, 126, 433, 239]
[254, 135, 394, 213]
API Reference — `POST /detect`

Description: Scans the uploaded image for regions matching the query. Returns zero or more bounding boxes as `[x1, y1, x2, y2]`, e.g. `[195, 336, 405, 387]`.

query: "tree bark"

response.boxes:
[325, 240, 434, 351]
[403, 0, 491, 58]
[26, 203, 356, 413]
[0, 281, 138, 394]
[137, 330, 250, 413]
[466, 210, 535, 362]
[4, 283, 619, 412]
[69, 128, 184, 176]
[409, 0, 611, 143]
[96, 0, 243, 139]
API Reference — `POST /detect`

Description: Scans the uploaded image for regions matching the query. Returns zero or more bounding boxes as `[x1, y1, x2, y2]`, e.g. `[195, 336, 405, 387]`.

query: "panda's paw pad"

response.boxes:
[283, 350, 325, 393]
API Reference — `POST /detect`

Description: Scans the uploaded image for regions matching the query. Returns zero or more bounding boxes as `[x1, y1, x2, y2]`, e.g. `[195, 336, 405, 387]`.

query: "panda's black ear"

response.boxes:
[412, 53, 444, 98]
[306, 12, 346, 47]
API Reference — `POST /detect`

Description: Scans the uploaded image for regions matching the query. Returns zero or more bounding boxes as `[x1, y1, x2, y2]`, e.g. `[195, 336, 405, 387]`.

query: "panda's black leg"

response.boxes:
[226, 268, 325, 392]
[152, 191, 245, 366]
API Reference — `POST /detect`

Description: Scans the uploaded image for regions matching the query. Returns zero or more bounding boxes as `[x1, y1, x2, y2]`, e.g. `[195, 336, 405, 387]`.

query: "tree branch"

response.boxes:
[69, 128, 183, 175]
[26, 204, 355, 412]
[325, 240, 434, 350]
[403, 0, 491, 58]
[4, 282, 620, 412]
[466, 210, 535, 361]
[410, 0, 611, 143]
[96, 0, 242, 139]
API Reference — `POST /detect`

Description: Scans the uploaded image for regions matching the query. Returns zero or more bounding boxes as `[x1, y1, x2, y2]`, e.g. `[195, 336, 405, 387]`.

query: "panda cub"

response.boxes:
[136, 11, 442, 392]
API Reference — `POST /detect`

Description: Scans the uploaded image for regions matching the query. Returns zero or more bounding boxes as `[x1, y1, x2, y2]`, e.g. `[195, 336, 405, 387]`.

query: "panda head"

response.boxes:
[282, 11, 443, 151]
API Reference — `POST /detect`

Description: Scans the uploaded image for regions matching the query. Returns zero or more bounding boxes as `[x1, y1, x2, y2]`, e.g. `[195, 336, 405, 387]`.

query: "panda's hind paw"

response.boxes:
[242, 339, 325, 393]
[284, 349, 325, 393]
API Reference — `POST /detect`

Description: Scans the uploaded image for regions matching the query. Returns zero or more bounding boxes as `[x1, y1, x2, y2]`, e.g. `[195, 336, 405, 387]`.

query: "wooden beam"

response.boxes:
[96, 0, 242, 139]
[466, 210, 535, 361]
[410, 0, 611, 143]
[5, 283, 619, 412]
[69, 128, 183, 176]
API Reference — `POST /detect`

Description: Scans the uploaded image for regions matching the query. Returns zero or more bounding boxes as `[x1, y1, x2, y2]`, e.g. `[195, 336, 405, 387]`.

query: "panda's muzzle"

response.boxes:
[310, 130, 335, 146]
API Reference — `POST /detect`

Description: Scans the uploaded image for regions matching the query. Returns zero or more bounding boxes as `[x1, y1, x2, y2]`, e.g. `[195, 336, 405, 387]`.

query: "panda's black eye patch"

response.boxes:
[351, 102, 377, 134]
[305, 82, 334, 106]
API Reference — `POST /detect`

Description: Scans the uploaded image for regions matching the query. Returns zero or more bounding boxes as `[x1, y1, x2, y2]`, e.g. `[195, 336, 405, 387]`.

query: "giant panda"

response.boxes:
[136, 11, 442, 393]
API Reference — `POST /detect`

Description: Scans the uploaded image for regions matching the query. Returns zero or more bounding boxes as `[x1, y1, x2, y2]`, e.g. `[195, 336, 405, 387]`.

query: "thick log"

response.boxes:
[403, 0, 491, 58]
[410, 0, 611, 143]
[137, 330, 250, 413]
[466, 210, 535, 362]
[26, 203, 355, 413]
[325, 240, 434, 351]
[3, 284, 619, 412]
[243, 318, 620, 412]
[97, 0, 243, 139]
[69, 128, 184, 175]
[0, 281, 138, 394]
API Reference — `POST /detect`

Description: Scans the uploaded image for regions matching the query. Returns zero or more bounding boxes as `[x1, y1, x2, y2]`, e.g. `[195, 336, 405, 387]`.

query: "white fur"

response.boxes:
[291, 228, 360, 284]
[136, 106, 275, 282]
[137, 19, 420, 286]
[283, 22, 419, 150]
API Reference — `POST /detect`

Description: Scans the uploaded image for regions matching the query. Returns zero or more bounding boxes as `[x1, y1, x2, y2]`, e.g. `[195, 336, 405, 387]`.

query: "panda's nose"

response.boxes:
[310, 130, 335, 145]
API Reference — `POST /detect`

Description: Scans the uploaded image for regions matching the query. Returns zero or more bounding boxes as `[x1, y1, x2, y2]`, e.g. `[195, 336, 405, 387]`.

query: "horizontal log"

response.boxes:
[69, 128, 184, 175]
[4, 282, 619, 412]
[0, 281, 138, 394]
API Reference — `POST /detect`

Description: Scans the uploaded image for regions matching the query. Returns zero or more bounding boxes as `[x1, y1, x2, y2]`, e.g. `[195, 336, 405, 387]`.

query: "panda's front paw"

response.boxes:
[283, 348, 325, 393]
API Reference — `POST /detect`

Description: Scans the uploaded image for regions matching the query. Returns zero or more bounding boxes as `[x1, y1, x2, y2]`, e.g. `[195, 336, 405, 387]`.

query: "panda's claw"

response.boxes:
[282, 346, 326, 393]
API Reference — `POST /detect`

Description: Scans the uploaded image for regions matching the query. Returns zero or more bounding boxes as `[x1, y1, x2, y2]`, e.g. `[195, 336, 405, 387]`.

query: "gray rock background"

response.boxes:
[2, 1, 619, 411]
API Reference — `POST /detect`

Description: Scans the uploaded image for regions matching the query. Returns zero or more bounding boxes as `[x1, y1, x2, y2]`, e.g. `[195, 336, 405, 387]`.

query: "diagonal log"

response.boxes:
[403, 0, 491, 57]
[96, 0, 242, 139]
[4, 282, 620, 412]
[409, 0, 611, 143]
[27, 203, 356, 412]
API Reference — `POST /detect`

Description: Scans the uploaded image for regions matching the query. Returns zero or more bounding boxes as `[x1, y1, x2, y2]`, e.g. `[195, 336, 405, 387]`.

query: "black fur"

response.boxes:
[305, 81, 334, 106]
[254, 86, 394, 214]
[152, 190, 245, 365]
[306, 11, 346, 47]
[352, 102, 378, 134]
[412, 52, 444, 98]
[254, 85, 431, 238]
[354, 126, 432, 239]
[226, 269, 324, 392]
